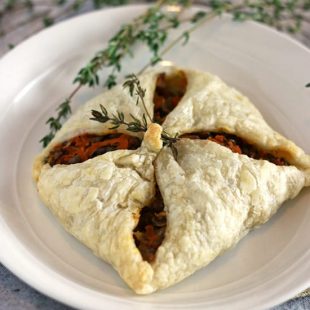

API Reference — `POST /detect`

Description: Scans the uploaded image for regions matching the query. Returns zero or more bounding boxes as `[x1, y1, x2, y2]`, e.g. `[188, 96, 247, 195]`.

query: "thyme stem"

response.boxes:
[140, 93, 153, 123]
[123, 74, 153, 122]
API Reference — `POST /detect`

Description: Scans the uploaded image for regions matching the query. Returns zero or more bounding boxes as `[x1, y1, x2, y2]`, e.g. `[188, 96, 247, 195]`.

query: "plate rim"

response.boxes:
[0, 4, 309, 309]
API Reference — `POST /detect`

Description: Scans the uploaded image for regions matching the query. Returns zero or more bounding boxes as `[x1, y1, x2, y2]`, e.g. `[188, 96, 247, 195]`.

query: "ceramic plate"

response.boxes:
[0, 4, 309, 310]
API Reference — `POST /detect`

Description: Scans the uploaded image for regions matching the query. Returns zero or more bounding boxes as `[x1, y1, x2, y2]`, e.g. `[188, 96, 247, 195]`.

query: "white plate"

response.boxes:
[0, 4, 309, 310]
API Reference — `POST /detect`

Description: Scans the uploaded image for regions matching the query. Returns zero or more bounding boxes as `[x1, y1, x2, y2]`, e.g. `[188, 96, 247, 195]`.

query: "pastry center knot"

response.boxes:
[143, 123, 163, 153]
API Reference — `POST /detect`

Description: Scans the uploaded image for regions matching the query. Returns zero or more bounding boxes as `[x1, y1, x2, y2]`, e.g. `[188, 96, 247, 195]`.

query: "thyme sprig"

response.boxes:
[72, 0, 190, 91]
[90, 104, 148, 132]
[122, 73, 180, 147]
[90, 104, 179, 147]
[90, 74, 150, 133]
[231, 0, 308, 33]
[41, 0, 310, 147]
[91, 74, 179, 146]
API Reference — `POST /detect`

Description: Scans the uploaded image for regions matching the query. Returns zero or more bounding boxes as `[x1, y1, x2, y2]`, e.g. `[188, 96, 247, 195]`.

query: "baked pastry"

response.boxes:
[33, 65, 310, 294]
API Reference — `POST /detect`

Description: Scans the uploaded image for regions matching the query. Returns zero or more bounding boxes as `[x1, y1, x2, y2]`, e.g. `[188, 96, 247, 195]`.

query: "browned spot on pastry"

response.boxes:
[133, 186, 166, 263]
[181, 132, 289, 166]
[46, 133, 141, 166]
[153, 70, 187, 124]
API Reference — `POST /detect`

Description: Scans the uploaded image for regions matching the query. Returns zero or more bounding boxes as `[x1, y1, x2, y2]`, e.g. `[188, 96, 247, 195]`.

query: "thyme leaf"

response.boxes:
[161, 130, 179, 147]
[40, 99, 71, 147]
[190, 11, 207, 23]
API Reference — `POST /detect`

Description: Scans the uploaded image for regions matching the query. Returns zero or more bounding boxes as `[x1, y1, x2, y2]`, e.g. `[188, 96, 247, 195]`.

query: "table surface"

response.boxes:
[0, 1, 310, 309]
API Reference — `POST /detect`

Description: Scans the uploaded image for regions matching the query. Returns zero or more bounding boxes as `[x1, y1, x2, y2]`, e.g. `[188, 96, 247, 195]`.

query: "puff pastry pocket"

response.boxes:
[33, 64, 310, 295]
[162, 68, 310, 169]
[36, 143, 158, 293]
[34, 124, 167, 294]
[153, 139, 310, 291]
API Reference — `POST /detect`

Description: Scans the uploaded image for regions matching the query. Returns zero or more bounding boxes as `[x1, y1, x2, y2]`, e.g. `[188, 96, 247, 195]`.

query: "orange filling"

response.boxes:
[46, 133, 141, 166]
[181, 132, 289, 166]
[153, 70, 187, 124]
[133, 187, 166, 263]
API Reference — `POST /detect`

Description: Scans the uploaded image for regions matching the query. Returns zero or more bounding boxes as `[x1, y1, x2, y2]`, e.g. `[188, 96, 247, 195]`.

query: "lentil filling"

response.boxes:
[153, 70, 187, 124]
[133, 187, 166, 263]
[181, 132, 289, 166]
[46, 133, 141, 166]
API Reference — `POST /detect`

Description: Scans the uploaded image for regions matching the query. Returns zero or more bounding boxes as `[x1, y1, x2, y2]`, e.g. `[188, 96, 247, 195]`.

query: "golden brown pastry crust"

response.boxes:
[33, 65, 310, 294]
